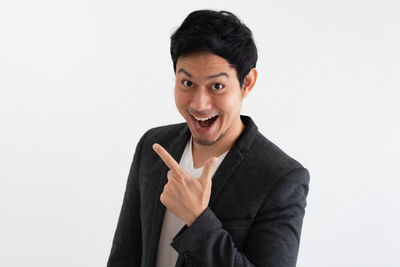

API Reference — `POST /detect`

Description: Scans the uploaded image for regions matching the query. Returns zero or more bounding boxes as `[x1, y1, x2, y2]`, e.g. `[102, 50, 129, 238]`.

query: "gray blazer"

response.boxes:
[107, 116, 310, 267]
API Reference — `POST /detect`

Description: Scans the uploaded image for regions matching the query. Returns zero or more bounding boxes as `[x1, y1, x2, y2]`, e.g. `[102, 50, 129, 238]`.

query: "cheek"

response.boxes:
[174, 89, 188, 109]
[217, 94, 240, 113]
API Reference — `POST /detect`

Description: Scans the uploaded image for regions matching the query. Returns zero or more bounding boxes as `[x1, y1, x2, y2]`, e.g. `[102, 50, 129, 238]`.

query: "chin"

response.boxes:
[193, 133, 224, 146]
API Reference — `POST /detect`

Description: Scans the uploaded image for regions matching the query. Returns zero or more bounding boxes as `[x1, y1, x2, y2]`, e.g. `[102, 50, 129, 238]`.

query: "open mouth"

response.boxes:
[192, 115, 219, 129]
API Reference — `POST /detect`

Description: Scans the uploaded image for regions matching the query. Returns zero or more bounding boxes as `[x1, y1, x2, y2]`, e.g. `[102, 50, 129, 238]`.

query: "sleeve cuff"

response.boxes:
[171, 207, 222, 254]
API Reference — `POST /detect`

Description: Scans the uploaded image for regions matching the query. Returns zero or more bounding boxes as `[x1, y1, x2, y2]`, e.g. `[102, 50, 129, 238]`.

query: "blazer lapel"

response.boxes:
[209, 115, 258, 207]
[209, 145, 243, 207]
[146, 126, 190, 267]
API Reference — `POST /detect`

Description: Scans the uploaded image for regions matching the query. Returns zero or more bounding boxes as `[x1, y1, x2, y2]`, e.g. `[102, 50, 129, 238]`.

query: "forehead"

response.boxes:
[176, 52, 236, 78]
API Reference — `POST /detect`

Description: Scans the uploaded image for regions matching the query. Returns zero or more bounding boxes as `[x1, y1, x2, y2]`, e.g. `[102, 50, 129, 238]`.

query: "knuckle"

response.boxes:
[160, 192, 168, 204]
[167, 170, 176, 179]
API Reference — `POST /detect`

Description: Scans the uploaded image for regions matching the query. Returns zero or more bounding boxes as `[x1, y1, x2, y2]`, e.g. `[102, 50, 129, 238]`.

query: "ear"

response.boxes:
[241, 68, 257, 98]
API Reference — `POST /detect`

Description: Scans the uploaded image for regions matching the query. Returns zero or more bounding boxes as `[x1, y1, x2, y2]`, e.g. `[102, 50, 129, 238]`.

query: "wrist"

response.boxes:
[185, 207, 205, 226]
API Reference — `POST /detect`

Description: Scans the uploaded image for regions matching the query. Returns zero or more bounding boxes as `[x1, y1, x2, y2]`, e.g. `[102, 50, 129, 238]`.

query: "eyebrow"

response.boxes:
[177, 68, 229, 79]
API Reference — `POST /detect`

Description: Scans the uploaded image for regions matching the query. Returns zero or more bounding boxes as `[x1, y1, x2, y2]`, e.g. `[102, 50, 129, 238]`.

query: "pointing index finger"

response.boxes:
[153, 143, 184, 175]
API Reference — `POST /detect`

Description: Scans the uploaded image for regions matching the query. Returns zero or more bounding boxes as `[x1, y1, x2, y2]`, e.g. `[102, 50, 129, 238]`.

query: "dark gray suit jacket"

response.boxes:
[107, 116, 310, 267]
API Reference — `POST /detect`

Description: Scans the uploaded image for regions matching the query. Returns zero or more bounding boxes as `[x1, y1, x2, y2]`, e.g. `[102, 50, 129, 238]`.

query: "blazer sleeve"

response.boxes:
[107, 132, 148, 267]
[170, 167, 310, 267]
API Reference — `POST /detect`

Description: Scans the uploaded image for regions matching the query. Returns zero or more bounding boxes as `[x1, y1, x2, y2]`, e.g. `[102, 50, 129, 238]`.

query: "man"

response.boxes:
[107, 10, 309, 267]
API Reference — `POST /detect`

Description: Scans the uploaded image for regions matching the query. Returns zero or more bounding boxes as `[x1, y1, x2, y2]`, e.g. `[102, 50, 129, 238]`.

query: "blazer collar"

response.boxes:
[148, 129, 189, 267]
[209, 115, 258, 205]
[233, 115, 258, 152]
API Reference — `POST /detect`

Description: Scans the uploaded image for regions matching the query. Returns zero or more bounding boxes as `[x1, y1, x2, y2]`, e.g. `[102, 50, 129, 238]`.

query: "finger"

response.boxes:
[167, 170, 183, 183]
[199, 157, 218, 185]
[153, 143, 185, 176]
[167, 170, 174, 180]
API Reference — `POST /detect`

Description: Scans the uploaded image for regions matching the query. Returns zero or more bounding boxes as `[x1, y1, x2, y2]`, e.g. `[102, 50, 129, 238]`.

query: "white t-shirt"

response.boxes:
[155, 137, 228, 267]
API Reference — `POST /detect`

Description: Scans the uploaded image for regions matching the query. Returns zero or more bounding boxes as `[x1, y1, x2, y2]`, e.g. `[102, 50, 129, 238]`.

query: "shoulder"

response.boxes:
[239, 130, 309, 190]
[138, 122, 187, 146]
[132, 122, 189, 164]
[237, 116, 306, 175]
[253, 132, 304, 171]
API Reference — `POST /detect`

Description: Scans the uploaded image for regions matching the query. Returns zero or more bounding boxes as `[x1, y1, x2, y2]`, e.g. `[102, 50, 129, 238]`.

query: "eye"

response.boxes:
[183, 80, 194, 87]
[211, 83, 224, 90]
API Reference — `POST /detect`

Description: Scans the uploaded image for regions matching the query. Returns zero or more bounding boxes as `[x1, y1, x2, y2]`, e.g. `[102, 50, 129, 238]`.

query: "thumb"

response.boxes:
[199, 157, 218, 185]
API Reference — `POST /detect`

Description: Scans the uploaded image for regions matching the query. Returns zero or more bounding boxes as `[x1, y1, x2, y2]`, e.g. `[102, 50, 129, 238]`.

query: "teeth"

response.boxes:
[193, 115, 216, 121]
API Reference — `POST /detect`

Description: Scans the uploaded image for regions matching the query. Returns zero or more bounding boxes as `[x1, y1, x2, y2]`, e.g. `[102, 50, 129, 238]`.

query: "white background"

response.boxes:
[1, 0, 399, 266]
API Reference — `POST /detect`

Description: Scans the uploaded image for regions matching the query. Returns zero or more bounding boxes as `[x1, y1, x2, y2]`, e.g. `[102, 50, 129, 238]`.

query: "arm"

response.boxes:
[171, 168, 310, 267]
[107, 133, 148, 267]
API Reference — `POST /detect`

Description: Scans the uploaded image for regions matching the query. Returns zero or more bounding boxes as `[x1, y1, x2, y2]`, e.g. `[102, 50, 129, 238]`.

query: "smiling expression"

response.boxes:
[174, 52, 254, 147]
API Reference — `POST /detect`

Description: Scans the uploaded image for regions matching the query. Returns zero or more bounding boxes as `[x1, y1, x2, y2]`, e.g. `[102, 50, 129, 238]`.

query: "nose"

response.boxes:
[190, 88, 212, 112]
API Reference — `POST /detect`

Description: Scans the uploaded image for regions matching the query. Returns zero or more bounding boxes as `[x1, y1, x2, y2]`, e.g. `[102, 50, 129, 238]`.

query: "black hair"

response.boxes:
[170, 10, 258, 87]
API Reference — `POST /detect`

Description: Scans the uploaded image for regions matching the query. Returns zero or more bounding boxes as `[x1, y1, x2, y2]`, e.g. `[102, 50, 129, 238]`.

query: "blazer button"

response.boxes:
[187, 256, 197, 266]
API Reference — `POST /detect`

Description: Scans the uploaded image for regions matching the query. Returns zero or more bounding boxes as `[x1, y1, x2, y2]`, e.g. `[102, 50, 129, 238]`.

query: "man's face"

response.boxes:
[174, 52, 247, 146]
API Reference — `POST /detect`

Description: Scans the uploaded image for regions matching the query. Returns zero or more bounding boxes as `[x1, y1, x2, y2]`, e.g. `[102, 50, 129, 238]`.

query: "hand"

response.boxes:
[152, 143, 217, 226]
